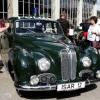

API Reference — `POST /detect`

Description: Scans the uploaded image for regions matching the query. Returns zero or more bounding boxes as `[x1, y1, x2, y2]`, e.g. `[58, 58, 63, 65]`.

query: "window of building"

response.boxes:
[60, 0, 95, 27]
[60, 0, 78, 28]
[0, 0, 8, 19]
[82, 0, 94, 21]
[19, 0, 51, 18]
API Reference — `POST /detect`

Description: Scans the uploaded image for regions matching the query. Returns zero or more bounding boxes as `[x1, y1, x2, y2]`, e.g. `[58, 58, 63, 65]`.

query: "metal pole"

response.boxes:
[38, 0, 40, 16]
[67, 0, 69, 19]
[23, 0, 24, 16]
[28, 0, 30, 16]
[42, 0, 45, 17]
[2, 0, 4, 18]
[47, 0, 49, 18]
[64, 0, 66, 12]
[34, 0, 35, 16]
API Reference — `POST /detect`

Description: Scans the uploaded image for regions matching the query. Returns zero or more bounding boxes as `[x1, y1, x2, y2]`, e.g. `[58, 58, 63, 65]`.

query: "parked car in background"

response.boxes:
[1, 17, 100, 95]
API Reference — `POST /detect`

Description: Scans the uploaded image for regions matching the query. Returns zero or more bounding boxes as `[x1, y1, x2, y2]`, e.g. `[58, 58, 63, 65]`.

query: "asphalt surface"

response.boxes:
[0, 67, 100, 100]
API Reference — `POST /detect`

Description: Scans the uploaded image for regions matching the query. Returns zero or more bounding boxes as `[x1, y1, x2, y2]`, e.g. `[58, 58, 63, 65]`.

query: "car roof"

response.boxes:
[9, 17, 58, 23]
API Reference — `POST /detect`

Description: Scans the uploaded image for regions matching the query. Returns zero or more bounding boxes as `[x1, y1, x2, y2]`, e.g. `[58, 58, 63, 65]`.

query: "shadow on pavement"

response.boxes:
[0, 70, 3, 73]
[20, 84, 97, 99]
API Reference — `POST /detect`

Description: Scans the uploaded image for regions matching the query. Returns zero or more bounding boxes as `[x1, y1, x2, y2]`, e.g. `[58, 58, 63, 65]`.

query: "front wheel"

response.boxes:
[7, 61, 15, 81]
[16, 89, 24, 97]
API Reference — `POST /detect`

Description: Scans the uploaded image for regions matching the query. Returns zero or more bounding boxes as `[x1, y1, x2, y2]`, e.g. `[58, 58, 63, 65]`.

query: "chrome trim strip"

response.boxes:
[16, 85, 56, 91]
[16, 79, 100, 91]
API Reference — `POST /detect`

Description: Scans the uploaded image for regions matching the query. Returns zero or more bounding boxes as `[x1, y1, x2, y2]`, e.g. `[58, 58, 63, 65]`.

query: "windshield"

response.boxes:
[15, 19, 63, 36]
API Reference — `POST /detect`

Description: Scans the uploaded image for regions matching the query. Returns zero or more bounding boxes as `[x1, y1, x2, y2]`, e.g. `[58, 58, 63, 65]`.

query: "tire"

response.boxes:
[0, 60, 3, 70]
[0, 60, 4, 66]
[16, 89, 23, 97]
[16, 89, 26, 97]
[7, 61, 14, 81]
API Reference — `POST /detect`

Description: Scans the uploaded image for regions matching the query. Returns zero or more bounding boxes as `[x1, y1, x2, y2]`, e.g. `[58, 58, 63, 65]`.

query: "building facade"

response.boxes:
[0, 0, 97, 26]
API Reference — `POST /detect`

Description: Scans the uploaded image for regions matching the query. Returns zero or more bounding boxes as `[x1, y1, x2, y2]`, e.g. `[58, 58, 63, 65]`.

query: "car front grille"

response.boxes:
[60, 49, 77, 81]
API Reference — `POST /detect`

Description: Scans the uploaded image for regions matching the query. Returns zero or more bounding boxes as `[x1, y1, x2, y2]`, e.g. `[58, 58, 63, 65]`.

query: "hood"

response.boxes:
[15, 34, 71, 52]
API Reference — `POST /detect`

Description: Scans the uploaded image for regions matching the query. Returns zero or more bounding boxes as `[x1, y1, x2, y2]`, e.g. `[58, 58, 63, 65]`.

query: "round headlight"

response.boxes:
[38, 58, 50, 72]
[30, 75, 39, 85]
[82, 57, 92, 67]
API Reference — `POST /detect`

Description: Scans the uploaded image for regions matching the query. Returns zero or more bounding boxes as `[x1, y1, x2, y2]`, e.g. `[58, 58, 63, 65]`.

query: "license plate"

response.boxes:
[57, 82, 85, 91]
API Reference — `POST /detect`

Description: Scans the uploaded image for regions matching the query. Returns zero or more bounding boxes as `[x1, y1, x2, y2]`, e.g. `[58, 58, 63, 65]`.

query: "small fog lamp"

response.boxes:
[30, 75, 39, 85]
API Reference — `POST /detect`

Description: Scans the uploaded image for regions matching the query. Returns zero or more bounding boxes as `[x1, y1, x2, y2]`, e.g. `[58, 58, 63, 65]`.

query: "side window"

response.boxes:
[52, 23, 57, 33]
[45, 22, 57, 33]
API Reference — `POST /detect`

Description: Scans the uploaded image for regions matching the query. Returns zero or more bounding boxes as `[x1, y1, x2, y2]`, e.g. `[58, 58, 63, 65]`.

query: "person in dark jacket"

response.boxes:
[80, 19, 91, 39]
[57, 14, 70, 36]
[57, 14, 75, 42]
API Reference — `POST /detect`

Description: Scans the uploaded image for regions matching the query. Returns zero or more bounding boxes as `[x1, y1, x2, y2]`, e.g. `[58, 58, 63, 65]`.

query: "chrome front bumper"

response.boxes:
[16, 85, 56, 91]
[16, 79, 100, 91]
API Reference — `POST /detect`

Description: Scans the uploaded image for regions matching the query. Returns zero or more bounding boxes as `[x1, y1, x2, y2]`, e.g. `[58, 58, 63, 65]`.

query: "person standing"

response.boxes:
[88, 16, 100, 49]
[0, 19, 9, 32]
[80, 19, 91, 40]
[57, 14, 74, 42]
[0, 19, 9, 71]
[57, 14, 69, 36]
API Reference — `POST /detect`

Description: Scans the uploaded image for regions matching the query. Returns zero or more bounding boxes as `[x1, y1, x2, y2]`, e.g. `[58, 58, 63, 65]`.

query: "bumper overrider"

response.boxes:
[15, 79, 100, 91]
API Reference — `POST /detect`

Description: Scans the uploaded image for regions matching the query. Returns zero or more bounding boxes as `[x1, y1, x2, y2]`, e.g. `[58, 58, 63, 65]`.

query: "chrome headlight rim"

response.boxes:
[82, 56, 92, 67]
[38, 57, 51, 72]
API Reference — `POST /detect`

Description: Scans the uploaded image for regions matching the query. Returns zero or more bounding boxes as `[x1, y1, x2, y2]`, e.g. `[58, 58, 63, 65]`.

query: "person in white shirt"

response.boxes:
[88, 16, 100, 42]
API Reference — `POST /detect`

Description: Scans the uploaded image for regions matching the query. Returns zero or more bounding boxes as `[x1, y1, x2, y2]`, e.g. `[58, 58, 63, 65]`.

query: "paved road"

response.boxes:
[0, 67, 100, 100]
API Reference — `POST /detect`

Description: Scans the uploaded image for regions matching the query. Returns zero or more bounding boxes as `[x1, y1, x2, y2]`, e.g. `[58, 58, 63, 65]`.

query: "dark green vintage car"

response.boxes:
[1, 17, 100, 93]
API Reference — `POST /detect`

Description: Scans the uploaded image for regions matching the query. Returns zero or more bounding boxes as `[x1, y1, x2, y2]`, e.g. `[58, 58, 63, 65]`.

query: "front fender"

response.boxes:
[10, 48, 53, 85]
[9, 48, 35, 85]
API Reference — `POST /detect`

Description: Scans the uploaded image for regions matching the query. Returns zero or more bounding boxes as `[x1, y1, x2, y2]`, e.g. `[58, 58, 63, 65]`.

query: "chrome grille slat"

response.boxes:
[70, 49, 77, 80]
[61, 50, 70, 81]
[60, 49, 77, 81]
